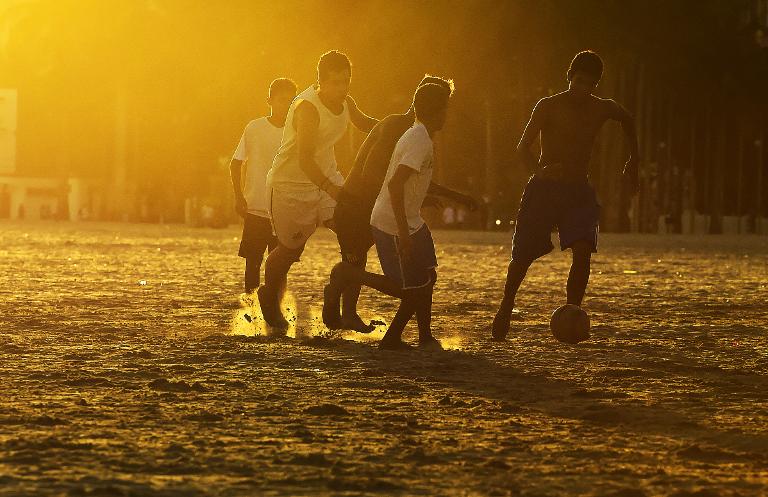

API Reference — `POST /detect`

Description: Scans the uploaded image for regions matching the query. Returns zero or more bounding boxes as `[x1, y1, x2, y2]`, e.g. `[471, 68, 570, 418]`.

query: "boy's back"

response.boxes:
[536, 91, 625, 180]
[342, 113, 414, 208]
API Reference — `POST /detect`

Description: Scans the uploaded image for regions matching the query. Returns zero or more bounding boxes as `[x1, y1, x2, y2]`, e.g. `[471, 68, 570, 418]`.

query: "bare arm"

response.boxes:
[296, 100, 341, 198]
[229, 159, 247, 218]
[607, 100, 640, 193]
[387, 164, 416, 260]
[516, 100, 546, 175]
[346, 95, 378, 133]
[427, 181, 477, 210]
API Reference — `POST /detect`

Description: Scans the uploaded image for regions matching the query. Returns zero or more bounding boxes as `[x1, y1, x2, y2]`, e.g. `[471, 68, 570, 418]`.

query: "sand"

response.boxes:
[0, 221, 766, 497]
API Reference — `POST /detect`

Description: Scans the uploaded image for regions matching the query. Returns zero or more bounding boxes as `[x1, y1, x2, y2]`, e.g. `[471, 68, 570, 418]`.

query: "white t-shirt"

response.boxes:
[370, 122, 434, 235]
[233, 117, 284, 217]
[267, 85, 349, 194]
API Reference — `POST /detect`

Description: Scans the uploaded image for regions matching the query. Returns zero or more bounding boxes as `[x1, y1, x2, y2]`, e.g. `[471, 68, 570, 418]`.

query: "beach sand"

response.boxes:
[1, 221, 766, 496]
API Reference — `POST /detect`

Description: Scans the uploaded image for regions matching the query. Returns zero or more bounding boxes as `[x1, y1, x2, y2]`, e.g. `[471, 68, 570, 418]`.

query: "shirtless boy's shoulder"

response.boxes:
[593, 95, 629, 121]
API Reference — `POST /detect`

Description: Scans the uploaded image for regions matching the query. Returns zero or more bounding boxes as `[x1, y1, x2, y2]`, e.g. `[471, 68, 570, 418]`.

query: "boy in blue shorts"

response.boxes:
[491, 51, 639, 340]
[324, 82, 453, 350]
[325, 75, 474, 333]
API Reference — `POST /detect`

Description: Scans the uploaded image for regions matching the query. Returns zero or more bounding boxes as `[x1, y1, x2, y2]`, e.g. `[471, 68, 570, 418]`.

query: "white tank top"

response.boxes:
[268, 85, 349, 193]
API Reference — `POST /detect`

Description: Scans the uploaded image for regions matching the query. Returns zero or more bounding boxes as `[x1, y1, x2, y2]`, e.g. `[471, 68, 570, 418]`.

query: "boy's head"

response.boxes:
[267, 78, 297, 116]
[418, 74, 455, 96]
[413, 82, 451, 131]
[317, 50, 351, 104]
[567, 51, 603, 93]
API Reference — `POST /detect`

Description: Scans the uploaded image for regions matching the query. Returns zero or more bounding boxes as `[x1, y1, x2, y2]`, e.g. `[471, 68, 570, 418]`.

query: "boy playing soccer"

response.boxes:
[258, 51, 377, 328]
[229, 78, 297, 294]
[491, 50, 639, 340]
[325, 75, 475, 333]
[325, 82, 453, 350]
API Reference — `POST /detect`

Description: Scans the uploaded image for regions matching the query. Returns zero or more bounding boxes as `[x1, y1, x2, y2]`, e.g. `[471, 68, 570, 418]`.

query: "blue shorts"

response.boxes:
[372, 224, 438, 289]
[511, 177, 600, 262]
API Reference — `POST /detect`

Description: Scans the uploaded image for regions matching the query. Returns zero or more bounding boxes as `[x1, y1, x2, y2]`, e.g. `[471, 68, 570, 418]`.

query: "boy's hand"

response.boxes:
[622, 158, 639, 195]
[325, 183, 342, 200]
[234, 196, 248, 218]
[397, 232, 413, 263]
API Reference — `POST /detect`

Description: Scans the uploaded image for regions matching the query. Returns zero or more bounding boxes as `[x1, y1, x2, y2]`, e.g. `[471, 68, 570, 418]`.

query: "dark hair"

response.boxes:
[567, 51, 603, 82]
[413, 83, 450, 122]
[269, 78, 297, 98]
[418, 74, 455, 96]
[317, 50, 352, 81]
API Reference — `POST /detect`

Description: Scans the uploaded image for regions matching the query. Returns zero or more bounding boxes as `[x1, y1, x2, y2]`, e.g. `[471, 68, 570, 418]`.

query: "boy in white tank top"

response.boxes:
[229, 78, 297, 295]
[258, 50, 378, 328]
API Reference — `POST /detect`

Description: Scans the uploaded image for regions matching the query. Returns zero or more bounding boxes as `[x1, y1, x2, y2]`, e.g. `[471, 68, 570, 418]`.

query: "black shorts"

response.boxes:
[333, 192, 375, 263]
[511, 177, 600, 262]
[238, 213, 278, 260]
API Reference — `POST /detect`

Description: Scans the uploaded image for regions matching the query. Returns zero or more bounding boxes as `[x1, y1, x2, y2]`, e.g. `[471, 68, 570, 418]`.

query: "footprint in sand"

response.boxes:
[148, 378, 206, 393]
[303, 404, 350, 416]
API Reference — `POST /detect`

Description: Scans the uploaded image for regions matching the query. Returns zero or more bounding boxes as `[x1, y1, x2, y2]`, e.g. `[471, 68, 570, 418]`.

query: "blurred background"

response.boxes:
[0, 0, 766, 233]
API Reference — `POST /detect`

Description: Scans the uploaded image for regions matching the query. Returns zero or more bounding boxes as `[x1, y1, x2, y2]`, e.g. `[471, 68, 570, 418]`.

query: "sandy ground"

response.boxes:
[0, 221, 766, 497]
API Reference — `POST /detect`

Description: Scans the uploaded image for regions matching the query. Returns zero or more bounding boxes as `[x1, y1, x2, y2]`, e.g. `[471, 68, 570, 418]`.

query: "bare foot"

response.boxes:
[322, 284, 343, 330]
[491, 302, 514, 341]
[418, 335, 443, 351]
[379, 337, 413, 351]
[339, 314, 376, 333]
[258, 286, 289, 329]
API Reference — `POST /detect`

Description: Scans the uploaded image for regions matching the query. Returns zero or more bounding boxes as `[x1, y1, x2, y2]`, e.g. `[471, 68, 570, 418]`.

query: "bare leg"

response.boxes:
[567, 241, 592, 306]
[379, 297, 417, 350]
[335, 262, 402, 297]
[340, 252, 373, 332]
[491, 259, 532, 340]
[415, 272, 440, 348]
[323, 261, 402, 330]
[259, 244, 301, 328]
[244, 256, 263, 294]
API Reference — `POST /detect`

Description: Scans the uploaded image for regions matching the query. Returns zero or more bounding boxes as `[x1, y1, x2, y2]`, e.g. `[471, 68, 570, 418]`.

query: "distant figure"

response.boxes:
[479, 194, 490, 230]
[324, 83, 455, 350]
[201, 205, 214, 227]
[229, 78, 297, 294]
[442, 205, 455, 227]
[491, 50, 639, 340]
[258, 51, 378, 328]
[456, 206, 467, 229]
[325, 75, 475, 333]
[0, 185, 10, 219]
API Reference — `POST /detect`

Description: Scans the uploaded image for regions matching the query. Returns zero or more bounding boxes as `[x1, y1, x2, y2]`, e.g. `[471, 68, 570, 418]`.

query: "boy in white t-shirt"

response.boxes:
[325, 83, 452, 350]
[229, 78, 297, 294]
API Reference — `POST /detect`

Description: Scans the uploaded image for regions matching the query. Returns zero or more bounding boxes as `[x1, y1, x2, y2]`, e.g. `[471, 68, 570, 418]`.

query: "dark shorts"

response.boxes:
[238, 213, 278, 260]
[511, 177, 600, 262]
[372, 224, 438, 289]
[333, 192, 375, 263]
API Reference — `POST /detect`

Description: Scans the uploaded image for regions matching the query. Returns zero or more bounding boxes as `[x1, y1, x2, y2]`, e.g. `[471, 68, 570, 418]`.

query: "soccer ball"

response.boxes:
[550, 304, 590, 344]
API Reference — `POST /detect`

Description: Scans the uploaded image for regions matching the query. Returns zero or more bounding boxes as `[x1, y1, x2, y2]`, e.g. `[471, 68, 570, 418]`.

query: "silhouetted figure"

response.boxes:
[258, 51, 377, 328]
[324, 83, 454, 350]
[229, 78, 297, 294]
[326, 75, 475, 333]
[0, 185, 10, 219]
[491, 51, 639, 340]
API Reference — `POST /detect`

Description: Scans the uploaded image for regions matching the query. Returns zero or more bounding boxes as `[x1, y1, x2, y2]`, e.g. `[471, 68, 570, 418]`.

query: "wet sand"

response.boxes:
[1, 221, 766, 496]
